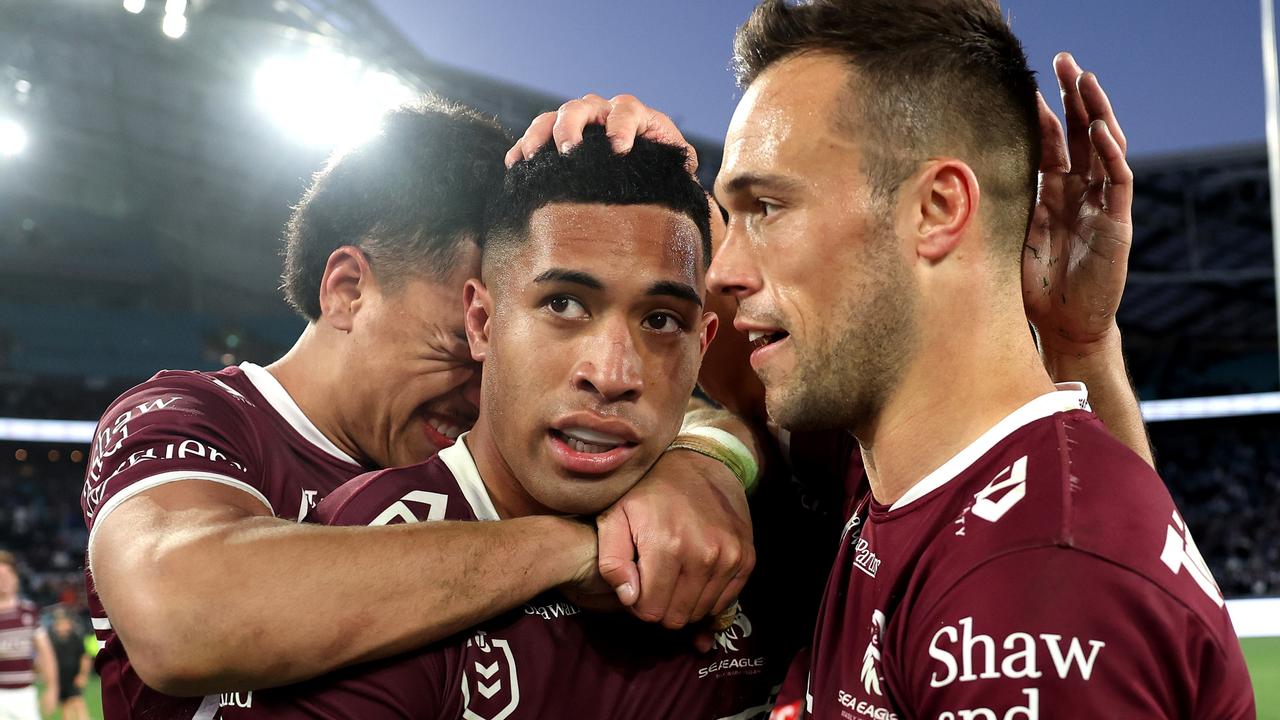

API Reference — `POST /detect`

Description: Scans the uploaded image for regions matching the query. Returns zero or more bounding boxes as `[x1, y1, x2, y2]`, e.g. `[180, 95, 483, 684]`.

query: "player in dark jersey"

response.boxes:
[48, 608, 92, 720]
[215, 128, 784, 719]
[0, 551, 58, 720]
[708, 1, 1253, 717]
[82, 101, 759, 717]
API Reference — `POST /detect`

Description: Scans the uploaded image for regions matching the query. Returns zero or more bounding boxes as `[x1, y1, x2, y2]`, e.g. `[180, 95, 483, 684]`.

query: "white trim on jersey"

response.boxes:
[239, 362, 360, 466]
[91, 617, 112, 631]
[88, 471, 275, 553]
[889, 383, 1091, 511]
[438, 434, 500, 521]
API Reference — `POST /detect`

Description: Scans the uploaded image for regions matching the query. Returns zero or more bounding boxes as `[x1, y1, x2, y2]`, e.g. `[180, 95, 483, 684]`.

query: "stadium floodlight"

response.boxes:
[161, 11, 187, 38]
[123, 0, 145, 13]
[0, 118, 28, 157]
[254, 49, 415, 149]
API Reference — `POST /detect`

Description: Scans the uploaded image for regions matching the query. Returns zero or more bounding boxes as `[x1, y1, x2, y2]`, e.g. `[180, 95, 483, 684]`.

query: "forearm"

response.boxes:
[34, 637, 58, 696]
[1041, 328, 1154, 467]
[96, 511, 586, 694]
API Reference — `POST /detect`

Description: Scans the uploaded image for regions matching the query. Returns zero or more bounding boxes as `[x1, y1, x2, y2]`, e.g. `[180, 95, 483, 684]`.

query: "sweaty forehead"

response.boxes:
[719, 53, 861, 194]
[519, 203, 703, 288]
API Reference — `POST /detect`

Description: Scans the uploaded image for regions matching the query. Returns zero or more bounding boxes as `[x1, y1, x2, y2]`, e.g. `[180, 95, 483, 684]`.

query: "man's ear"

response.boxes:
[318, 246, 375, 332]
[697, 311, 720, 358]
[900, 159, 980, 263]
[463, 279, 494, 362]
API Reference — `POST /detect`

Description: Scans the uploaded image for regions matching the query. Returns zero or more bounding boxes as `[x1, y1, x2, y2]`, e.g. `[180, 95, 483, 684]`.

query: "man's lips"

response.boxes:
[740, 327, 791, 370]
[546, 413, 641, 475]
[545, 430, 638, 475]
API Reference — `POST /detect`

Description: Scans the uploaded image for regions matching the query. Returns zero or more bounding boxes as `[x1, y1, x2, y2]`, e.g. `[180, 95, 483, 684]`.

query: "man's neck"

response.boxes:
[0, 594, 17, 612]
[859, 304, 1055, 507]
[265, 325, 365, 464]
[465, 420, 552, 520]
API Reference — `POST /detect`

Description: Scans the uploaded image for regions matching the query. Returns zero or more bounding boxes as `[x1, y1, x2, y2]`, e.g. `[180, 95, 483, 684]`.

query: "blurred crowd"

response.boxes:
[1154, 416, 1280, 596]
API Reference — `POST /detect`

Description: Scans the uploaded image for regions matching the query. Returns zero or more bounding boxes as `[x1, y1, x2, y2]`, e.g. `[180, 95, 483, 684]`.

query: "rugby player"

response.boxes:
[0, 551, 58, 720]
[81, 101, 758, 718]
[709, 1, 1252, 717]
[507, 1, 1255, 716]
[218, 128, 787, 719]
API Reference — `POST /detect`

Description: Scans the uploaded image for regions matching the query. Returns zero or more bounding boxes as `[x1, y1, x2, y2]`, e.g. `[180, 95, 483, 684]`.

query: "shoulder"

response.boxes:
[317, 455, 478, 526]
[938, 411, 1168, 561]
[96, 367, 257, 428]
[894, 545, 1252, 718]
[923, 410, 1230, 614]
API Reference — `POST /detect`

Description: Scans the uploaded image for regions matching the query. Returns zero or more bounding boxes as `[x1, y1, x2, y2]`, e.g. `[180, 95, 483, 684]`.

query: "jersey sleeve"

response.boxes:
[82, 375, 267, 546]
[225, 649, 454, 719]
[316, 467, 456, 527]
[893, 547, 1255, 719]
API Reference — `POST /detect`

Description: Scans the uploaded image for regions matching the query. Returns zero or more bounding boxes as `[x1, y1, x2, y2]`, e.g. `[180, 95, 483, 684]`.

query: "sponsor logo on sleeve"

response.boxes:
[295, 489, 320, 522]
[926, 616, 1104, 719]
[82, 395, 250, 518]
[462, 631, 520, 720]
[1160, 510, 1224, 607]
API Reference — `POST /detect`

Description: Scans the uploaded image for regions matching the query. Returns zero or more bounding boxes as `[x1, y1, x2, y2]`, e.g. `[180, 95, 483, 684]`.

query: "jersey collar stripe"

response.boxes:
[87, 471, 274, 555]
[437, 434, 500, 521]
[91, 617, 112, 631]
[889, 383, 1091, 511]
[239, 362, 360, 466]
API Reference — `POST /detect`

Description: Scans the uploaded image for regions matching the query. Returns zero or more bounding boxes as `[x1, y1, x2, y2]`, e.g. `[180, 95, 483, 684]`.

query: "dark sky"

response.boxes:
[370, 0, 1267, 159]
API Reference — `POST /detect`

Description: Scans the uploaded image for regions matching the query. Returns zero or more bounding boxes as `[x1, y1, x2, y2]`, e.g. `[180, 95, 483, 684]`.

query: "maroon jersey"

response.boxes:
[800, 387, 1255, 719]
[216, 437, 786, 719]
[80, 363, 367, 719]
[0, 600, 41, 689]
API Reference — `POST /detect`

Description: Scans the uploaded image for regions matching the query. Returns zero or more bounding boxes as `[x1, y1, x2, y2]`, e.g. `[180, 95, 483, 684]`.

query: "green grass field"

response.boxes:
[36, 638, 1280, 719]
[1244, 636, 1280, 719]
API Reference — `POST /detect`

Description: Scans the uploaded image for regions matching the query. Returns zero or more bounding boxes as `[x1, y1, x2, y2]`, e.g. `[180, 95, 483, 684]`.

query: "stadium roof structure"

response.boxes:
[0, 0, 1275, 397]
[0, 0, 720, 321]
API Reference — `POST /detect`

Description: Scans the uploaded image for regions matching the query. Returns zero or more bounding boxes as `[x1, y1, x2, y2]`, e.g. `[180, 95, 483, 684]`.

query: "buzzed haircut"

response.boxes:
[733, 0, 1041, 261]
[281, 98, 513, 320]
[483, 126, 712, 271]
[0, 550, 14, 570]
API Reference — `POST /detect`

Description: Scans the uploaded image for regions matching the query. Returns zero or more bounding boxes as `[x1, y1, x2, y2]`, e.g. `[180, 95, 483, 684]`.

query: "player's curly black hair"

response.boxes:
[281, 97, 512, 321]
[483, 126, 711, 269]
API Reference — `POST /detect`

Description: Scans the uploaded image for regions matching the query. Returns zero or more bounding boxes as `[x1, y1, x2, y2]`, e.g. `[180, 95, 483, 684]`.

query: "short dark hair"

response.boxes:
[483, 126, 712, 270]
[0, 550, 14, 570]
[282, 98, 513, 320]
[733, 0, 1040, 259]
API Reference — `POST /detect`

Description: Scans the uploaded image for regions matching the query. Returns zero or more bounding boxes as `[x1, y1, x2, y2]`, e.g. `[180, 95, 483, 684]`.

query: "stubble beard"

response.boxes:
[765, 229, 918, 434]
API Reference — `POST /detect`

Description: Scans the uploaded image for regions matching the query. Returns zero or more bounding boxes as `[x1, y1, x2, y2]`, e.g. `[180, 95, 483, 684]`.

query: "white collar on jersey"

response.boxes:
[438, 433, 501, 521]
[238, 362, 361, 467]
[888, 382, 1090, 512]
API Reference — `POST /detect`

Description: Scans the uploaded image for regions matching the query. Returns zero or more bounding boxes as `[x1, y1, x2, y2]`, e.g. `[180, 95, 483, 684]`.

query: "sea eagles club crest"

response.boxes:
[462, 631, 521, 720]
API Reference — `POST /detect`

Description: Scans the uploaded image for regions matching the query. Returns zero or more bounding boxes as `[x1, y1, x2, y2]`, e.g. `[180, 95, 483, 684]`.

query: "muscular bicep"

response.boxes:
[89, 480, 276, 628]
[894, 548, 1248, 719]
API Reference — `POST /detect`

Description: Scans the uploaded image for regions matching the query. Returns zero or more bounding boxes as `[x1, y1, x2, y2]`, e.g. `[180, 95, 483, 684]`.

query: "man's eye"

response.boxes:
[546, 296, 588, 319]
[643, 312, 685, 335]
[758, 198, 782, 217]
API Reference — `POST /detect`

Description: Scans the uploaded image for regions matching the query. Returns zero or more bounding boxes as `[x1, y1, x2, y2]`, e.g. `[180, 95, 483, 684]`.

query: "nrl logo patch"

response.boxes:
[462, 631, 521, 720]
